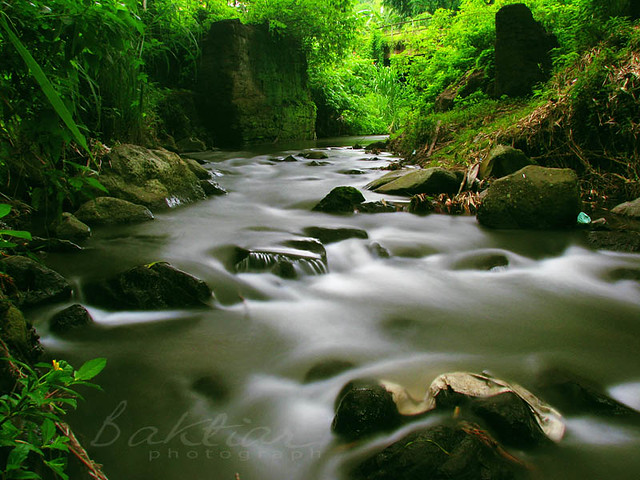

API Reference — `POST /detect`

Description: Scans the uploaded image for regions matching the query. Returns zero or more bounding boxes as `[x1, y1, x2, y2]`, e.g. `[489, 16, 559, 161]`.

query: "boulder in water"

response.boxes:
[302, 226, 368, 244]
[371, 167, 461, 196]
[98, 144, 206, 209]
[75, 197, 154, 226]
[51, 212, 91, 242]
[200, 179, 228, 196]
[351, 423, 529, 480]
[332, 379, 402, 441]
[83, 262, 213, 310]
[0, 256, 72, 308]
[313, 186, 365, 214]
[49, 304, 93, 334]
[477, 166, 581, 229]
[302, 151, 329, 160]
[304, 359, 355, 383]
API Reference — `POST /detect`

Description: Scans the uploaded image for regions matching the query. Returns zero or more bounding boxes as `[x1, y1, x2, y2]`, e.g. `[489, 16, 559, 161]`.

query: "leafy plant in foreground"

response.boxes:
[0, 205, 31, 251]
[0, 355, 107, 480]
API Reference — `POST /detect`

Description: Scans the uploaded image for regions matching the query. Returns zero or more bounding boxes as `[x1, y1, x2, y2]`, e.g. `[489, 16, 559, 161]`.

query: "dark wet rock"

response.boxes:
[607, 268, 640, 282]
[175, 137, 207, 153]
[0, 256, 72, 308]
[83, 262, 212, 310]
[75, 197, 154, 226]
[302, 151, 329, 160]
[302, 226, 368, 244]
[200, 179, 228, 196]
[470, 392, 550, 448]
[535, 368, 640, 418]
[307, 160, 332, 167]
[479, 145, 534, 180]
[49, 304, 93, 334]
[435, 68, 487, 112]
[477, 166, 581, 229]
[351, 422, 529, 480]
[451, 252, 510, 271]
[51, 213, 91, 242]
[98, 144, 206, 209]
[339, 169, 367, 175]
[372, 167, 461, 196]
[332, 379, 402, 441]
[233, 247, 327, 278]
[366, 169, 411, 191]
[304, 359, 355, 383]
[364, 141, 387, 152]
[359, 156, 380, 162]
[357, 201, 398, 214]
[368, 242, 390, 258]
[23, 237, 82, 253]
[494, 3, 557, 97]
[271, 155, 300, 163]
[586, 230, 640, 253]
[611, 197, 640, 219]
[192, 374, 229, 402]
[313, 186, 365, 214]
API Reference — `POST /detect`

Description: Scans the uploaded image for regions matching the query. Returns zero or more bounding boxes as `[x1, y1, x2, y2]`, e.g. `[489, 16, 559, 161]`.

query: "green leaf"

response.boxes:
[0, 15, 90, 155]
[40, 418, 56, 445]
[0, 203, 11, 219]
[10, 471, 41, 479]
[84, 177, 109, 193]
[6, 443, 31, 471]
[44, 457, 68, 480]
[0, 240, 18, 249]
[0, 230, 32, 240]
[74, 358, 107, 381]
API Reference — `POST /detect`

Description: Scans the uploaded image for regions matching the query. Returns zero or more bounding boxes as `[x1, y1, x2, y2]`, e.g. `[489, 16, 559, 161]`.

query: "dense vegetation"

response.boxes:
[0, 0, 638, 215]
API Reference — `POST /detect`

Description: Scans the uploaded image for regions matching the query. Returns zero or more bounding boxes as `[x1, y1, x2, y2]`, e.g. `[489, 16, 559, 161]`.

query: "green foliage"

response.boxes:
[0, 356, 106, 479]
[0, 205, 32, 251]
[243, 0, 359, 66]
[383, 0, 461, 17]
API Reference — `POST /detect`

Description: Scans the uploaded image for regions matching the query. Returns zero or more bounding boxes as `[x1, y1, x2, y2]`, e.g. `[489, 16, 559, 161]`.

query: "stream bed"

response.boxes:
[36, 137, 640, 480]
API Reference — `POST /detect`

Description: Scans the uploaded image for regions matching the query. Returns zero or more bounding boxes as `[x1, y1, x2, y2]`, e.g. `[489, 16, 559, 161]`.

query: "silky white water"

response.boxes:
[37, 137, 640, 480]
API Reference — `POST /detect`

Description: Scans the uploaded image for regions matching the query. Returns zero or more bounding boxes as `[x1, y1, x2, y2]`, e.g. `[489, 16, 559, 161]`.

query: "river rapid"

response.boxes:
[37, 137, 640, 480]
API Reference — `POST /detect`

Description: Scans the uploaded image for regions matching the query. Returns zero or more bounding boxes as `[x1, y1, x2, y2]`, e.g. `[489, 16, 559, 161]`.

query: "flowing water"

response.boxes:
[36, 137, 640, 480]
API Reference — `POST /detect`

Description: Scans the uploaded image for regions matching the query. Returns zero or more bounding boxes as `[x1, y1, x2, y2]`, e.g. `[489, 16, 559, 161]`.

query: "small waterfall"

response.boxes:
[235, 251, 328, 276]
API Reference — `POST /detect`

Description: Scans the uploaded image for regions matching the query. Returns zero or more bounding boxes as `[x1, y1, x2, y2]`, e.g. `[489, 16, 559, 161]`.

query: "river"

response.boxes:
[36, 137, 640, 480]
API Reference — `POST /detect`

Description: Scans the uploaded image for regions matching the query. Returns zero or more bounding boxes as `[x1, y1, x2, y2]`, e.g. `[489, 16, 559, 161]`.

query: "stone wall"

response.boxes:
[197, 19, 316, 146]
[494, 3, 557, 97]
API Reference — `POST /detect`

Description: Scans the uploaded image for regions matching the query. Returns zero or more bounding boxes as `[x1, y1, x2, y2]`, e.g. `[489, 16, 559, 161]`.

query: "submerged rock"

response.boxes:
[302, 151, 329, 160]
[479, 145, 534, 180]
[302, 226, 368, 244]
[234, 247, 327, 278]
[192, 374, 229, 402]
[83, 262, 212, 310]
[49, 304, 93, 334]
[357, 201, 398, 214]
[75, 197, 154, 226]
[0, 256, 72, 308]
[312, 186, 365, 214]
[351, 423, 529, 480]
[371, 167, 460, 196]
[304, 359, 355, 383]
[477, 166, 581, 229]
[586, 230, 640, 253]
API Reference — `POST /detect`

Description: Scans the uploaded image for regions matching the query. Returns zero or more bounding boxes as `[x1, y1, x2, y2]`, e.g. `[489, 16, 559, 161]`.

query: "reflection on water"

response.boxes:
[37, 137, 640, 480]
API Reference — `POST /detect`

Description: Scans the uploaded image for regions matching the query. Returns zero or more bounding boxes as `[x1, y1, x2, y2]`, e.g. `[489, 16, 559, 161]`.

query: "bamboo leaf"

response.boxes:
[74, 358, 107, 381]
[0, 15, 90, 155]
[0, 230, 32, 240]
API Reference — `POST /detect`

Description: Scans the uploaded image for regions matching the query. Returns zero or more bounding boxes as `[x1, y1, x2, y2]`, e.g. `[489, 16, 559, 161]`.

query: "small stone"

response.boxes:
[611, 197, 640, 219]
[52, 213, 91, 242]
[50, 304, 93, 334]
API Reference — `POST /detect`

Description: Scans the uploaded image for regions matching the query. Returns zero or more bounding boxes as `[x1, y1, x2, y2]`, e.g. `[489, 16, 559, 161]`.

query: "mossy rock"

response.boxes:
[366, 170, 411, 191]
[75, 197, 154, 226]
[98, 144, 206, 209]
[477, 166, 581, 229]
[51, 213, 91, 241]
[479, 145, 534, 179]
[0, 256, 72, 308]
[372, 168, 460, 196]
